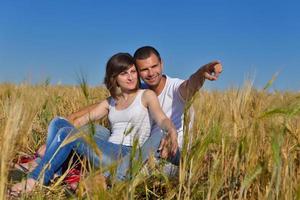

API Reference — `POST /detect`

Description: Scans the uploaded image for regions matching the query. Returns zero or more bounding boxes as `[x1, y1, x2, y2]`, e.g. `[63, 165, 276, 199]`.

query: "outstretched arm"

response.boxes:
[142, 90, 178, 158]
[72, 99, 109, 127]
[179, 61, 222, 101]
[66, 103, 100, 124]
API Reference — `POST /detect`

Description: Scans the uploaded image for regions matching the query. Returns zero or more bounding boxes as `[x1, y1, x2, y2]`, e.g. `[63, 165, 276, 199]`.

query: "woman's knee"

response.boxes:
[48, 117, 73, 132]
[48, 117, 66, 129]
[56, 127, 74, 142]
[49, 116, 66, 125]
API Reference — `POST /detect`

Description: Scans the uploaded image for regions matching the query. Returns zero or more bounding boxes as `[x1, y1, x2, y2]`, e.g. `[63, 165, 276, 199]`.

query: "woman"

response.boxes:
[10, 52, 178, 195]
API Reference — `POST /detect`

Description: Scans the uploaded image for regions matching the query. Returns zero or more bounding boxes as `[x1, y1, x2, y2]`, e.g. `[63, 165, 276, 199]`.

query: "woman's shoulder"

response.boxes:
[141, 89, 157, 104]
[104, 96, 114, 107]
[140, 89, 155, 96]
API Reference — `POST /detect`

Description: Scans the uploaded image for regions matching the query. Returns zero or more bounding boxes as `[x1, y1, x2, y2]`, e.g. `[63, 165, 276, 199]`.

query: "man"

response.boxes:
[116, 46, 222, 179]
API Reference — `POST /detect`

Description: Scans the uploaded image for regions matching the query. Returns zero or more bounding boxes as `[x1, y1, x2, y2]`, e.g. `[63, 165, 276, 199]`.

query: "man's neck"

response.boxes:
[149, 75, 166, 96]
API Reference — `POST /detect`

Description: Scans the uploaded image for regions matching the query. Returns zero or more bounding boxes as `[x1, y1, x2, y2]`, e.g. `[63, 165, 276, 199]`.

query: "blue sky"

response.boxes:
[1, 0, 299, 90]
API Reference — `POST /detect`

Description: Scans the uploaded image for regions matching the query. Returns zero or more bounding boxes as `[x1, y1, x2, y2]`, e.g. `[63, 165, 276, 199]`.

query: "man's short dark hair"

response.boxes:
[133, 46, 161, 62]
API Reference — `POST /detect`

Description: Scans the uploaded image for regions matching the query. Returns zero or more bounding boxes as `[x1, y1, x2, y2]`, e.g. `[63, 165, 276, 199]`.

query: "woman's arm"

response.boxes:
[72, 99, 110, 127]
[142, 90, 178, 157]
[66, 103, 100, 124]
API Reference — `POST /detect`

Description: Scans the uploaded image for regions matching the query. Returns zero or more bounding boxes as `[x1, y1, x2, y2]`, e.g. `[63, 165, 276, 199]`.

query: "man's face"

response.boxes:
[135, 53, 163, 87]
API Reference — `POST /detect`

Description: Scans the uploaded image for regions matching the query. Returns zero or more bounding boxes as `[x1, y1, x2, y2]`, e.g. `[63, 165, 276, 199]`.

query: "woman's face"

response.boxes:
[116, 65, 138, 91]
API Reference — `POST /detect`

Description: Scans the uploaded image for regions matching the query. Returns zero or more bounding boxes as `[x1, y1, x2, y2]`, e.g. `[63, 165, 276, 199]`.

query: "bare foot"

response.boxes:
[67, 182, 79, 191]
[37, 144, 46, 157]
[9, 178, 37, 197]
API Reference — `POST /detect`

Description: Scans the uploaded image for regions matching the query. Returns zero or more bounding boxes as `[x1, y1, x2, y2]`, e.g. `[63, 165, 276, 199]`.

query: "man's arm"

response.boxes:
[179, 61, 222, 101]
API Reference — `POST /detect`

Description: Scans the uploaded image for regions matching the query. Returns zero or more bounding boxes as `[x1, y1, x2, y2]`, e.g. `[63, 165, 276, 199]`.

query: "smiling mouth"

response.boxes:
[147, 75, 158, 81]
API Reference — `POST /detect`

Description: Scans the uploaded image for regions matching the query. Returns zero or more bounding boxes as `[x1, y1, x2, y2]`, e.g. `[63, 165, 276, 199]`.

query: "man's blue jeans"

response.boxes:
[116, 131, 181, 180]
[29, 117, 131, 185]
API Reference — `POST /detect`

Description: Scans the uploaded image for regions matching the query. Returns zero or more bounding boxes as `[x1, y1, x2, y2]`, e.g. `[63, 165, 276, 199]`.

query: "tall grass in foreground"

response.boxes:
[0, 82, 299, 199]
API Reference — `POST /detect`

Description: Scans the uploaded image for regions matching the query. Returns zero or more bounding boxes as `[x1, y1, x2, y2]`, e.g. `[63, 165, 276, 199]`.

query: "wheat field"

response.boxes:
[0, 81, 299, 200]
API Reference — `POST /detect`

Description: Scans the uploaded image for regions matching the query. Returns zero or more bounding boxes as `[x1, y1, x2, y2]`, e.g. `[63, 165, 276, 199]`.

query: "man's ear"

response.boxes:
[161, 59, 164, 71]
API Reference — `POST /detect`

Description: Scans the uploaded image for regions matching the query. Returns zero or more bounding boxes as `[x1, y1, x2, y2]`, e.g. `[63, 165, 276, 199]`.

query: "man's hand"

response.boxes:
[158, 131, 178, 159]
[201, 61, 223, 81]
[179, 61, 223, 101]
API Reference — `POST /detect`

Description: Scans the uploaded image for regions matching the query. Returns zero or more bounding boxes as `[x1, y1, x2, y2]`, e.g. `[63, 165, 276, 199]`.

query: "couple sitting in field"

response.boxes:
[10, 46, 222, 196]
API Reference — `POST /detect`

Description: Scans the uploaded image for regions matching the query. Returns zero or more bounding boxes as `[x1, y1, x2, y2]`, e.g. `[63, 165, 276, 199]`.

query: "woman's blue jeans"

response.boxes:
[29, 117, 131, 185]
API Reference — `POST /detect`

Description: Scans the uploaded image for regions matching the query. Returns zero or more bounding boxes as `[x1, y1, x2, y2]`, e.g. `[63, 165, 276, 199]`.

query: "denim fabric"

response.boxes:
[42, 117, 112, 175]
[116, 130, 181, 180]
[30, 117, 131, 185]
[45, 117, 111, 148]
[45, 117, 74, 150]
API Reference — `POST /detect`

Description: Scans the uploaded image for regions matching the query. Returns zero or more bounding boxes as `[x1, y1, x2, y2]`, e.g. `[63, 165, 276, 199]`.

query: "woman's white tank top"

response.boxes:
[107, 89, 152, 146]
